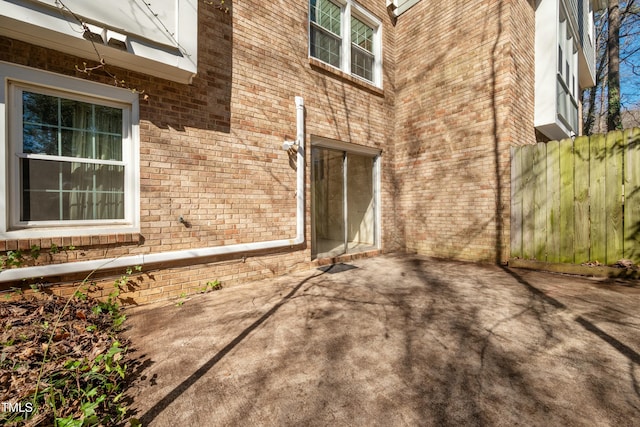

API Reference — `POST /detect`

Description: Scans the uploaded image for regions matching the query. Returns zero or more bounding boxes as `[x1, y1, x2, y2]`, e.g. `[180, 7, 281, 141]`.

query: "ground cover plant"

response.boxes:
[0, 270, 134, 426]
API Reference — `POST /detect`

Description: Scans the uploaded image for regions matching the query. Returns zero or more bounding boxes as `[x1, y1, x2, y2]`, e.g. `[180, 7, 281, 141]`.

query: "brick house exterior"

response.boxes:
[0, 0, 597, 303]
[394, 0, 536, 262]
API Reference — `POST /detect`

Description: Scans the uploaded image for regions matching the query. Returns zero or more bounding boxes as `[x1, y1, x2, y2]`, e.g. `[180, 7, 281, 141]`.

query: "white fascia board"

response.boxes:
[536, 121, 573, 140]
[389, 0, 421, 17]
[0, 0, 197, 84]
[577, 48, 596, 88]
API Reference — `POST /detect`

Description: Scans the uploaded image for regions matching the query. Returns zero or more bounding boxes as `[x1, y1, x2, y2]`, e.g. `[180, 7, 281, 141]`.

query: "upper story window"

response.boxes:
[309, 0, 382, 87]
[0, 62, 140, 239]
[556, 11, 579, 131]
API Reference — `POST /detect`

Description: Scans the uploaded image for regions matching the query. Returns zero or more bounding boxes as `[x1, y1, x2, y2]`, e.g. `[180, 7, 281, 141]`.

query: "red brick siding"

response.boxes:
[0, 0, 397, 302]
[393, 0, 536, 262]
[1, 0, 539, 302]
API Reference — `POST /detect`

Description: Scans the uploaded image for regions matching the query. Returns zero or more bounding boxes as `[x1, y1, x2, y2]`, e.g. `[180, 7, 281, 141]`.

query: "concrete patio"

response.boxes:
[122, 254, 640, 426]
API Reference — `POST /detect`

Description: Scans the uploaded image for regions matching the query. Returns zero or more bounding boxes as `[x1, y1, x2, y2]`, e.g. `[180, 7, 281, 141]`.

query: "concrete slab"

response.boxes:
[122, 254, 640, 426]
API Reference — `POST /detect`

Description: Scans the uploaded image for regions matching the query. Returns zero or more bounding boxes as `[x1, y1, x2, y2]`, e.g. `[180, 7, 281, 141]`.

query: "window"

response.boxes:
[1, 62, 140, 238]
[555, 11, 579, 133]
[309, 0, 382, 86]
[558, 46, 563, 75]
[350, 16, 374, 81]
[19, 89, 125, 221]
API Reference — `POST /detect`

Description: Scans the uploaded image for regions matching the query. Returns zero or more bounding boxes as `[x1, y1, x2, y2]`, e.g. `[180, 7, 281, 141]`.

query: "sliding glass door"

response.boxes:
[312, 145, 378, 259]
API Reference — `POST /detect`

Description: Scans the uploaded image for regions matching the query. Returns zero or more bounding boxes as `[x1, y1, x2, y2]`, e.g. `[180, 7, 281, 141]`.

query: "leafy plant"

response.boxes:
[1, 244, 79, 273]
[1, 250, 24, 270]
[200, 279, 222, 293]
[176, 292, 188, 307]
[1, 263, 142, 426]
[30, 245, 41, 260]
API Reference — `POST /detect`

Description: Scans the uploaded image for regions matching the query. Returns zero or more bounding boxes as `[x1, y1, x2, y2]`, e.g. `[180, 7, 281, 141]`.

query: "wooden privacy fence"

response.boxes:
[510, 128, 640, 265]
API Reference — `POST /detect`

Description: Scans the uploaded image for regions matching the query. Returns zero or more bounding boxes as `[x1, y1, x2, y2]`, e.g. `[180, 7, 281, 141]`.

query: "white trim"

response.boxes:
[388, 0, 422, 17]
[0, 61, 140, 239]
[374, 153, 381, 251]
[312, 135, 382, 157]
[16, 153, 125, 167]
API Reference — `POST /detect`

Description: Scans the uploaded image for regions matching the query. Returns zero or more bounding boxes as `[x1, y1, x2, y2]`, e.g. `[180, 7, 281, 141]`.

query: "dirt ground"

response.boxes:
[122, 254, 640, 426]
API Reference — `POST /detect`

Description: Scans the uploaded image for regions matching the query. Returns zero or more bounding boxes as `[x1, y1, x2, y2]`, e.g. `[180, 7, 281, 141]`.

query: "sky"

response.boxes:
[620, 1, 640, 109]
[621, 55, 639, 109]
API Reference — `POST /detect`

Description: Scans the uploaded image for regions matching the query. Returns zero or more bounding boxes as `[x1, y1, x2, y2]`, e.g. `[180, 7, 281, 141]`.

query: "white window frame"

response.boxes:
[309, 0, 383, 88]
[0, 61, 140, 239]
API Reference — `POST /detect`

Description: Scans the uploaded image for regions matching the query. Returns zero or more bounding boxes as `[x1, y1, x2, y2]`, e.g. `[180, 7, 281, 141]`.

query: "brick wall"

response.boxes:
[1, 0, 541, 303]
[393, 0, 536, 263]
[0, 0, 396, 303]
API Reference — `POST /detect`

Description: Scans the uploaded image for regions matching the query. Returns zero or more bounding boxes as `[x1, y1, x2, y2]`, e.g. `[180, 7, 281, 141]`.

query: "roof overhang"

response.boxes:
[0, 0, 198, 84]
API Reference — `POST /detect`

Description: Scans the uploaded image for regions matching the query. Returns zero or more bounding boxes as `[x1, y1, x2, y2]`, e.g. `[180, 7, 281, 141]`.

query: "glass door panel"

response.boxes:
[346, 154, 375, 251]
[312, 147, 345, 258]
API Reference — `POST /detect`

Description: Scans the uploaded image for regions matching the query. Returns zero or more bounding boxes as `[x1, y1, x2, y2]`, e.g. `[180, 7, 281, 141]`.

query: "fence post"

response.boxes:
[574, 135, 590, 263]
[624, 128, 640, 263]
[546, 140, 561, 263]
[533, 143, 548, 261]
[590, 133, 607, 263]
[522, 146, 536, 259]
[510, 146, 523, 259]
[605, 131, 624, 264]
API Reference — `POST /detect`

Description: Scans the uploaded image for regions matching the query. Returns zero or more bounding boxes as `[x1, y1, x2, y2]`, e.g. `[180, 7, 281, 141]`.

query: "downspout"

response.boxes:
[0, 96, 305, 283]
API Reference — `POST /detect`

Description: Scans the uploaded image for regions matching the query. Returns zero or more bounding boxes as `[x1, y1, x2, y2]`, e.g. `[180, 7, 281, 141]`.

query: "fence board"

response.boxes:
[533, 143, 547, 261]
[605, 131, 624, 264]
[522, 146, 535, 259]
[559, 139, 575, 263]
[546, 140, 561, 262]
[510, 147, 523, 258]
[590, 133, 607, 263]
[574, 135, 590, 263]
[512, 129, 639, 265]
[625, 128, 640, 262]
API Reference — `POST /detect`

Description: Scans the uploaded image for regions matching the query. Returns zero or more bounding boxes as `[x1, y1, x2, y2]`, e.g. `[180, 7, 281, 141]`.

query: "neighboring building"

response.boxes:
[535, 0, 603, 139]
[0, 0, 602, 303]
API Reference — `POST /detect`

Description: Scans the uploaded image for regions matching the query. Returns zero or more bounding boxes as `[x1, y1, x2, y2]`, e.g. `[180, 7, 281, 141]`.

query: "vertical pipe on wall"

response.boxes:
[294, 96, 305, 244]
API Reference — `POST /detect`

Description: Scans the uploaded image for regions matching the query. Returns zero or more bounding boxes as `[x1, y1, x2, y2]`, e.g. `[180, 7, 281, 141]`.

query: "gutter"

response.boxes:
[0, 96, 306, 283]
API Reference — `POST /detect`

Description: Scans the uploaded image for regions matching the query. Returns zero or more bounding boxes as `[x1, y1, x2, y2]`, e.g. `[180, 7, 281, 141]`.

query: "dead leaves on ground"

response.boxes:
[0, 293, 128, 425]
